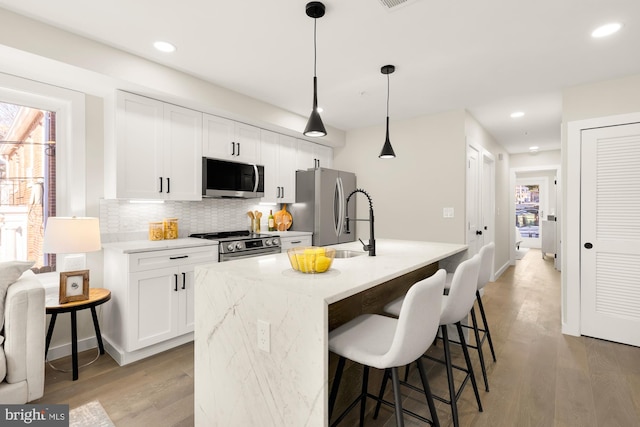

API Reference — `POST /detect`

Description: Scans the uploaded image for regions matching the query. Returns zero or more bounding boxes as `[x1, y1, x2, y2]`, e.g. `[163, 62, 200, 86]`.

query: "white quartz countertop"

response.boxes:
[197, 239, 466, 304]
[102, 237, 218, 254]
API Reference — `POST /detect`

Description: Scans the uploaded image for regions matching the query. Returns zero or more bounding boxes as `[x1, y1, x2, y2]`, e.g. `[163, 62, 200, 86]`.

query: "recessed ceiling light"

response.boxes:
[591, 22, 622, 38]
[153, 41, 176, 53]
[510, 111, 525, 118]
[529, 146, 539, 152]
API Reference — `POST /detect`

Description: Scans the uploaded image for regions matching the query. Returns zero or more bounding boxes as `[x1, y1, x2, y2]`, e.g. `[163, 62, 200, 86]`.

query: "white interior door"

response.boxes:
[581, 123, 640, 347]
[482, 154, 495, 247]
[467, 145, 481, 254]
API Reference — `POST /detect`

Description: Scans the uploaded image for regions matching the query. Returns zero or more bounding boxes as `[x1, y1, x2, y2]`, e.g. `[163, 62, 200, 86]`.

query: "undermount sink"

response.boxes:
[333, 250, 367, 259]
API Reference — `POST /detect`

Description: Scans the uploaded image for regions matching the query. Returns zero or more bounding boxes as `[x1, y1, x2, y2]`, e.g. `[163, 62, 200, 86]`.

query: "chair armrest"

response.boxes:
[3, 271, 45, 401]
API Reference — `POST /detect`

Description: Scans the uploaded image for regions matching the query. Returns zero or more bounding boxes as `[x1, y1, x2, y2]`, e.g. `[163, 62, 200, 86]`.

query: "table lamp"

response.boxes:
[43, 216, 102, 303]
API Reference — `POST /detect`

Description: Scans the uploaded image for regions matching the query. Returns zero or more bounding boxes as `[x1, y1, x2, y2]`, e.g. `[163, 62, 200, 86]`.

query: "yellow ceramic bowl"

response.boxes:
[287, 246, 336, 274]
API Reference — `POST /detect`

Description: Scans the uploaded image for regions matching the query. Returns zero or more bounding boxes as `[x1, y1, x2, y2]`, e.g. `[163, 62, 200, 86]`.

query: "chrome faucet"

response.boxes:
[344, 188, 375, 256]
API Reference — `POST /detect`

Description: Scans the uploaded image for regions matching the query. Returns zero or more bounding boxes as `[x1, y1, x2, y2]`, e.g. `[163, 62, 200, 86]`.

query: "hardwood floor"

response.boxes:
[34, 249, 640, 426]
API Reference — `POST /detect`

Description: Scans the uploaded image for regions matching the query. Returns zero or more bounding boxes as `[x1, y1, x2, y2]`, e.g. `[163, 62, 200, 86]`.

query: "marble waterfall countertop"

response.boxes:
[101, 237, 218, 253]
[194, 239, 467, 426]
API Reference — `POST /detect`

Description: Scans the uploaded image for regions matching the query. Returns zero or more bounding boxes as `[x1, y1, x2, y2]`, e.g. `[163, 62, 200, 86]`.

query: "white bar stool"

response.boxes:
[382, 255, 483, 427]
[443, 242, 497, 392]
[328, 269, 446, 427]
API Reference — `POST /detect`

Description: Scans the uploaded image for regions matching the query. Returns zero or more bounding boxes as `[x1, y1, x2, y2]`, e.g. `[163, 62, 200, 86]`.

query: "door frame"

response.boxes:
[509, 165, 560, 266]
[565, 112, 640, 336]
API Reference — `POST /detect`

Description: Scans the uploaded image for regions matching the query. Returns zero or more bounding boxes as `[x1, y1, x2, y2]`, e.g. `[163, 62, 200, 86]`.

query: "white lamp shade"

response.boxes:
[43, 217, 102, 254]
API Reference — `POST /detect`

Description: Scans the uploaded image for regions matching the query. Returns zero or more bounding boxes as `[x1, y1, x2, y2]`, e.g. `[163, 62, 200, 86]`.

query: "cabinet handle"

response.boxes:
[159, 177, 163, 193]
[182, 272, 186, 290]
[237, 143, 241, 156]
[276, 187, 280, 198]
[231, 142, 236, 156]
[166, 177, 170, 193]
[174, 274, 178, 292]
[291, 240, 302, 244]
[170, 255, 189, 260]
[281, 186, 285, 198]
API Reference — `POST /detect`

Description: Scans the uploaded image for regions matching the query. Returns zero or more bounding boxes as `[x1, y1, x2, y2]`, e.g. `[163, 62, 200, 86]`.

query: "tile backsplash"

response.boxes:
[99, 198, 274, 242]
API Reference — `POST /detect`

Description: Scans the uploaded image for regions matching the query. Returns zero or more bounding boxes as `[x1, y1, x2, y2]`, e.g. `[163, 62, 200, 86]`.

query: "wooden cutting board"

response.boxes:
[274, 204, 293, 231]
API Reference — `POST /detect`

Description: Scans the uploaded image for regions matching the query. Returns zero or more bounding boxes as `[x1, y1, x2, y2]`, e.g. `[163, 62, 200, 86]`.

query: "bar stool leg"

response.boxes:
[359, 366, 369, 426]
[441, 325, 459, 427]
[470, 307, 489, 391]
[373, 368, 390, 419]
[416, 358, 440, 427]
[456, 322, 483, 412]
[476, 291, 497, 362]
[391, 367, 405, 427]
[329, 356, 346, 420]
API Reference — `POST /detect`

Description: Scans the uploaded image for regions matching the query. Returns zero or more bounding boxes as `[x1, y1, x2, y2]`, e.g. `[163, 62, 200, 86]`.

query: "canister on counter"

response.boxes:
[149, 222, 164, 241]
[163, 218, 179, 239]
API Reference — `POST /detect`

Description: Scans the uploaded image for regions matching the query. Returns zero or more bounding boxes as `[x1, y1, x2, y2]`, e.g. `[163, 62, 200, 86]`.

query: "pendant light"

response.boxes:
[379, 64, 396, 158]
[304, 2, 327, 137]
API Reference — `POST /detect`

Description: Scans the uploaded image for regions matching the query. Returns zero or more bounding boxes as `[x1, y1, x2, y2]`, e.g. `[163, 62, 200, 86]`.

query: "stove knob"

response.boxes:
[226, 243, 235, 252]
[265, 239, 272, 246]
[272, 238, 280, 245]
[236, 242, 243, 250]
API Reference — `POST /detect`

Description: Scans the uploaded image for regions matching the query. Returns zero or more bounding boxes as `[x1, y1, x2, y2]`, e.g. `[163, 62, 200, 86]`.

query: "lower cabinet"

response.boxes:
[102, 244, 217, 365]
[280, 234, 312, 252]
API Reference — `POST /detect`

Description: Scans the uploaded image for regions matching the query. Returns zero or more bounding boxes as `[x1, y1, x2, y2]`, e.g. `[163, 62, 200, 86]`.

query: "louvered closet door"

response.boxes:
[581, 123, 640, 347]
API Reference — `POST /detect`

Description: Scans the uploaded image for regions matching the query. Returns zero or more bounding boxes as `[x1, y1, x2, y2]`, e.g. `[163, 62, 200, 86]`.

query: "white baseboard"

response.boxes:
[47, 336, 98, 361]
[494, 260, 510, 280]
[103, 333, 194, 366]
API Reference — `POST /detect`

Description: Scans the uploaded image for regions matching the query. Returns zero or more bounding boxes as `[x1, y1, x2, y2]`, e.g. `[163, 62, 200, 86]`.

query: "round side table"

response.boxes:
[45, 288, 111, 381]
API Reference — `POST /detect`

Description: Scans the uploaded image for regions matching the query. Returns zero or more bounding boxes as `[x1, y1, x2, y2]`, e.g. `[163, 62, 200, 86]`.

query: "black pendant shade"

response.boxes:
[304, 2, 327, 138]
[379, 64, 396, 158]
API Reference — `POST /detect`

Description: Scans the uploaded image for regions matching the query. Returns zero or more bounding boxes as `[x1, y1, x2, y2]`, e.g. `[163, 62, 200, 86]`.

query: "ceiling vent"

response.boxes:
[378, 0, 419, 11]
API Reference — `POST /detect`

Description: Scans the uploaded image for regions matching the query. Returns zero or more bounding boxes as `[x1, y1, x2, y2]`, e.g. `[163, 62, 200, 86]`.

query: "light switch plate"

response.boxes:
[443, 208, 454, 218]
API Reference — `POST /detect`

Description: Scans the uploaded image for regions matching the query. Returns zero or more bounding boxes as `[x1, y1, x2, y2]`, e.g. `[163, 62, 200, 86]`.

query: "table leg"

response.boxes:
[71, 310, 78, 381]
[45, 313, 57, 359]
[90, 307, 105, 355]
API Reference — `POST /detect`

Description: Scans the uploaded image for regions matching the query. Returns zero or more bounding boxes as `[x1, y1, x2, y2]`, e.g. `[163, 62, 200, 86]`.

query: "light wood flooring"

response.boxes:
[34, 249, 640, 426]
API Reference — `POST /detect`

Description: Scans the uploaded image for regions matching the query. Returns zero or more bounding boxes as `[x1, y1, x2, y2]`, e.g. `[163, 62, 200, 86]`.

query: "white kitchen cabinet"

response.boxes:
[279, 234, 312, 252]
[109, 91, 202, 200]
[203, 114, 261, 164]
[296, 139, 333, 171]
[102, 243, 217, 365]
[261, 130, 296, 203]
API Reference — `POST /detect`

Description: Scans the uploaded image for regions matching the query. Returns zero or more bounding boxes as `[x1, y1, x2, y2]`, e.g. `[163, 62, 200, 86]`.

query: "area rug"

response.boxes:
[69, 400, 115, 427]
[515, 247, 530, 260]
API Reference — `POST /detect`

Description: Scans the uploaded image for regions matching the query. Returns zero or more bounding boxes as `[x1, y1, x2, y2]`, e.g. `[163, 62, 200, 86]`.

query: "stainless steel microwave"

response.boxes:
[202, 157, 265, 198]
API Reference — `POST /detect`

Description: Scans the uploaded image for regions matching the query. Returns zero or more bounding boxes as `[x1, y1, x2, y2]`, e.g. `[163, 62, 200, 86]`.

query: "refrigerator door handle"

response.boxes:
[335, 177, 345, 237]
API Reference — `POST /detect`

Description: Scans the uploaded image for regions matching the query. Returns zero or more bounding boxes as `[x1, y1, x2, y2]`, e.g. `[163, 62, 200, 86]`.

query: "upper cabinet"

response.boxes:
[296, 139, 333, 171]
[203, 114, 261, 164]
[261, 130, 296, 204]
[107, 91, 202, 200]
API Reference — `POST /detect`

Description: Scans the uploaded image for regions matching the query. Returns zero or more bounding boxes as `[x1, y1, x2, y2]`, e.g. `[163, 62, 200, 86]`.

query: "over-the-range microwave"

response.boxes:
[202, 157, 265, 199]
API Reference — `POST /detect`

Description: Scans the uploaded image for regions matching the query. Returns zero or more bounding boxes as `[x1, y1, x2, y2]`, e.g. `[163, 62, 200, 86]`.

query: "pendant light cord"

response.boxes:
[386, 73, 390, 117]
[313, 18, 317, 78]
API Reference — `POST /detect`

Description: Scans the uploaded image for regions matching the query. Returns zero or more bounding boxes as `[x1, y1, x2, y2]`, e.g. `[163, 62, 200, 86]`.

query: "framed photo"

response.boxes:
[59, 270, 90, 304]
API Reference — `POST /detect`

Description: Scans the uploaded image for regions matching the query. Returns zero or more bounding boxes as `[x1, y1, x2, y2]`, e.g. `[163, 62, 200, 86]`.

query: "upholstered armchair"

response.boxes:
[0, 269, 45, 403]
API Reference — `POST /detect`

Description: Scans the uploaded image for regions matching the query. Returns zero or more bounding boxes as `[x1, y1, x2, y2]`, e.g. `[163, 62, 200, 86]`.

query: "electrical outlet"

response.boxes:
[257, 319, 270, 352]
[443, 207, 454, 218]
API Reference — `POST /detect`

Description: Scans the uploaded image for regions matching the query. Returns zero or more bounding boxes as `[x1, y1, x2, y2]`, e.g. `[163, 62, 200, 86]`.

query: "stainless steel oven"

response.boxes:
[189, 231, 281, 262]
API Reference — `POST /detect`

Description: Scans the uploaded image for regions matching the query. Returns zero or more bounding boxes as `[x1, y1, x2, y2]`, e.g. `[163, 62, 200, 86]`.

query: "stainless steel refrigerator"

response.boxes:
[289, 168, 357, 246]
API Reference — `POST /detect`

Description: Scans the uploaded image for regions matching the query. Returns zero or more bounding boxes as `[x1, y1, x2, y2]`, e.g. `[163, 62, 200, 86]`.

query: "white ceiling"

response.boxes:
[1, 0, 639, 153]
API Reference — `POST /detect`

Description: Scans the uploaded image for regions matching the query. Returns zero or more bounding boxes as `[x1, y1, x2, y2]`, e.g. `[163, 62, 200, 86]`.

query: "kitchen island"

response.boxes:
[194, 239, 467, 426]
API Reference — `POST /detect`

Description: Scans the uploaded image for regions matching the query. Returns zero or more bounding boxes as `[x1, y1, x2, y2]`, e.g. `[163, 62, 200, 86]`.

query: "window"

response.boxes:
[0, 101, 56, 271]
[515, 184, 540, 238]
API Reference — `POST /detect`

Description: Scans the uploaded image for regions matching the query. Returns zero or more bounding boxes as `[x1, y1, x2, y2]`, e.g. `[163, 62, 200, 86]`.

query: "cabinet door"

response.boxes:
[177, 267, 195, 335]
[128, 267, 179, 351]
[116, 92, 164, 199]
[296, 139, 316, 171]
[235, 123, 261, 164]
[202, 114, 235, 160]
[278, 135, 297, 203]
[260, 130, 280, 203]
[314, 144, 333, 169]
[164, 104, 202, 201]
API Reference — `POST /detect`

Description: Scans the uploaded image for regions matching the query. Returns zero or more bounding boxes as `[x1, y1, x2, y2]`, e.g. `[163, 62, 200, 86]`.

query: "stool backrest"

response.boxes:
[477, 242, 495, 290]
[382, 269, 446, 368]
[440, 254, 481, 325]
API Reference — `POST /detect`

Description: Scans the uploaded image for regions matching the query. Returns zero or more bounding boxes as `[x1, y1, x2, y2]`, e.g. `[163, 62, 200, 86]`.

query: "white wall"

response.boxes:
[334, 109, 467, 244]
[562, 73, 640, 335]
